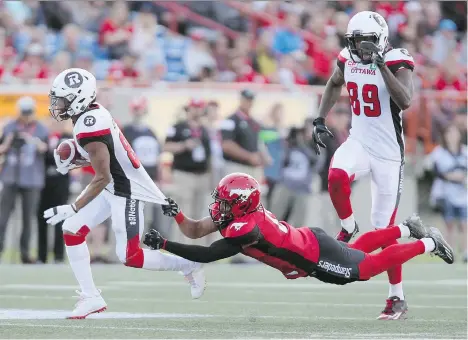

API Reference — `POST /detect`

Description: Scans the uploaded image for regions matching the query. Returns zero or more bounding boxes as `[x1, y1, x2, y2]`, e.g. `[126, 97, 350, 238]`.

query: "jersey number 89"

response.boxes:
[346, 82, 381, 117]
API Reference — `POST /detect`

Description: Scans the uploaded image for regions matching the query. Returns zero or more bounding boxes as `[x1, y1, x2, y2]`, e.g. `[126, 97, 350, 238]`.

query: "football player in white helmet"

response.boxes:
[44, 68, 205, 319]
[311, 12, 415, 320]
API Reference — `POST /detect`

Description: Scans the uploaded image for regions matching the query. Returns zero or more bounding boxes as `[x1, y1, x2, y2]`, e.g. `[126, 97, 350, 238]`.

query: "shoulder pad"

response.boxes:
[385, 48, 415, 71]
[75, 105, 113, 140]
[224, 216, 257, 239]
[337, 48, 350, 63]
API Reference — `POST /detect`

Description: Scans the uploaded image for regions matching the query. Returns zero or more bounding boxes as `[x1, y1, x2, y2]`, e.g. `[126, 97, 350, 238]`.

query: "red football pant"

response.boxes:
[328, 168, 353, 219]
[349, 227, 425, 280]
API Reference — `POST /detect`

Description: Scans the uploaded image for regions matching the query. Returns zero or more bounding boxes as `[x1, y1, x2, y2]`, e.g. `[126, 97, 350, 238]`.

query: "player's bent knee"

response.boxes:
[62, 225, 90, 246]
[328, 168, 351, 194]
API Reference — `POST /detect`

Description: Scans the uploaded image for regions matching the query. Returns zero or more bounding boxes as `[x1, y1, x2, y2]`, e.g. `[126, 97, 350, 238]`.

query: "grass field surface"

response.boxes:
[0, 262, 466, 339]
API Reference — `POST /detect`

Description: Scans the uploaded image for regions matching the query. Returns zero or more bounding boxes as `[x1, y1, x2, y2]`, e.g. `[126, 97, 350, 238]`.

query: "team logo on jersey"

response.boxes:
[230, 222, 247, 231]
[65, 72, 84, 88]
[84, 116, 96, 127]
[347, 60, 357, 67]
[370, 63, 377, 70]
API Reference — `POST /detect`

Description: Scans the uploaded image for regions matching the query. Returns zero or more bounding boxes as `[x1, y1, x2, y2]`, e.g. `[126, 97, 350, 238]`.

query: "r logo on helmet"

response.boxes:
[372, 13, 386, 28]
[65, 72, 84, 88]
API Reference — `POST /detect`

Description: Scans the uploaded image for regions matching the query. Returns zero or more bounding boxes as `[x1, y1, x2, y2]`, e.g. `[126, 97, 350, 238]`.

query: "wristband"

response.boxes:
[162, 239, 167, 250]
[174, 211, 185, 224]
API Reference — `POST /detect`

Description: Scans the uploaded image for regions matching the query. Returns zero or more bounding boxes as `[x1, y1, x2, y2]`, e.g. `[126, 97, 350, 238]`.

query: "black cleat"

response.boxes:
[402, 214, 428, 239]
[428, 227, 454, 264]
[377, 296, 408, 320]
[336, 222, 359, 243]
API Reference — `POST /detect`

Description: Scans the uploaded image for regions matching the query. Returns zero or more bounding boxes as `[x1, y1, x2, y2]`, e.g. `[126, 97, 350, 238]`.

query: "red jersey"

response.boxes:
[220, 208, 319, 279]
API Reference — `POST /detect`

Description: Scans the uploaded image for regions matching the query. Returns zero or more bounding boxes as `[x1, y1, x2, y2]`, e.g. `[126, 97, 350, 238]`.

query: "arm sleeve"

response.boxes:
[164, 238, 242, 263]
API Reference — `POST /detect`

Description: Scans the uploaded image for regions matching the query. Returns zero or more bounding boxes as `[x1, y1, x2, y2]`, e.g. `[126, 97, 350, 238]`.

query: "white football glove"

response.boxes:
[44, 204, 77, 225]
[53, 143, 78, 175]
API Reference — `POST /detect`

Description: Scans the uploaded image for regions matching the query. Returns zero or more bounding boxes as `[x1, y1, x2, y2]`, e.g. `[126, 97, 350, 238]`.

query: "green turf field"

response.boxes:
[0, 262, 466, 339]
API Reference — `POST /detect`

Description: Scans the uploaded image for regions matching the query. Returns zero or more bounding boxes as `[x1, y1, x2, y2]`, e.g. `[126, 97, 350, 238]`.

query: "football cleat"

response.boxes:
[402, 214, 428, 239]
[67, 290, 107, 319]
[428, 227, 454, 264]
[336, 222, 359, 243]
[377, 296, 408, 320]
[184, 265, 206, 299]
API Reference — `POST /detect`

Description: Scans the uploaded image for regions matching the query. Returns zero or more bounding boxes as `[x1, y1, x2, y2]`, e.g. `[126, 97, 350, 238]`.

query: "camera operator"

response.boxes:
[0, 97, 48, 263]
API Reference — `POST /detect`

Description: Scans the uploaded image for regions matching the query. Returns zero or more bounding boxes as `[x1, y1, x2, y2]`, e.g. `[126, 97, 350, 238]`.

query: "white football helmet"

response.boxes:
[49, 68, 97, 121]
[345, 11, 389, 64]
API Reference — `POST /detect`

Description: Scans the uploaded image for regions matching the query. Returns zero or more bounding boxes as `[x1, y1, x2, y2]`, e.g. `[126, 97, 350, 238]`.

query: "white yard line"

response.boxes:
[110, 279, 468, 288]
[0, 321, 464, 339]
[0, 294, 465, 310]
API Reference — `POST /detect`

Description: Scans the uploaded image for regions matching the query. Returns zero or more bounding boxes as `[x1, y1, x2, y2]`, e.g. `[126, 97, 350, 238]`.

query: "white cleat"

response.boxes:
[184, 265, 206, 299]
[67, 290, 107, 319]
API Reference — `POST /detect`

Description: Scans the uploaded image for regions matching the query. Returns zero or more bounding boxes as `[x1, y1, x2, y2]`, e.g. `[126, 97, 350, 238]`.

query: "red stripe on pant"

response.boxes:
[358, 240, 425, 280]
[125, 235, 144, 268]
[63, 226, 91, 246]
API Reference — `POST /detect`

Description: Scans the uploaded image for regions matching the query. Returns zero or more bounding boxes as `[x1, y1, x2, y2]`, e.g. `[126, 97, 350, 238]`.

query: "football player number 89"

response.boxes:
[119, 132, 141, 169]
[346, 82, 381, 117]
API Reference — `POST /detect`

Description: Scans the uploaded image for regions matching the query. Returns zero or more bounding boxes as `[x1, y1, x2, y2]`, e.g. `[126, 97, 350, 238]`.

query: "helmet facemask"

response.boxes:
[345, 32, 379, 65]
[49, 92, 76, 121]
[208, 189, 254, 227]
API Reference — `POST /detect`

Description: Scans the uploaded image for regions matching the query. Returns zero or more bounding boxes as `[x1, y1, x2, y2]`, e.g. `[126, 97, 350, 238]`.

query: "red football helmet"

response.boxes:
[209, 173, 261, 226]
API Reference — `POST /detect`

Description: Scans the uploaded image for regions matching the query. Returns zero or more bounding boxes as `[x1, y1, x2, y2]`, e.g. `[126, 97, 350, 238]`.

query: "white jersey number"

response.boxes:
[347, 82, 381, 117]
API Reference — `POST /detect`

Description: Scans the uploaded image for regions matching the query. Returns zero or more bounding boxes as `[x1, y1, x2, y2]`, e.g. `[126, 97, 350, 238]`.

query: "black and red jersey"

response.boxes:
[219, 208, 320, 279]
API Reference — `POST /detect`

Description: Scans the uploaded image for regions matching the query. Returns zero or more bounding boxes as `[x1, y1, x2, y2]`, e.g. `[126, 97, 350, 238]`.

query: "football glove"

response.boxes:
[161, 197, 180, 217]
[312, 117, 334, 155]
[53, 149, 78, 175]
[360, 41, 385, 68]
[44, 204, 77, 225]
[144, 229, 166, 250]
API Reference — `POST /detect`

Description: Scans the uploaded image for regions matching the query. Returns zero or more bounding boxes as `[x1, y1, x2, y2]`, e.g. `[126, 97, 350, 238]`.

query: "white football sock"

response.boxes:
[388, 282, 404, 300]
[397, 224, 410, 238]
[142, 249, 199, 275]
[421, 238, 436, 253]
[66, 243, 99, 296]
[341, 214, 356, 233]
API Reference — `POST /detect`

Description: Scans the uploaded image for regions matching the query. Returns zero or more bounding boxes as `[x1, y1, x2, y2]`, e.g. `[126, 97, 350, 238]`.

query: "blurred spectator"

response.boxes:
[108, 52, 140, 82]
[0, 97, 48, 264]
[164, 99, 211, 241]
[454, 107, 467, 144]
[99, 1, 133, 60]
[270, 125, 324, 227]
[202, 101, 225, 187]
[36, 118, 72, 264]
[221, 89, 267, 180]
[184, 31, 216, 81]
[252, 29, 277, 79]
[431, 19, 458, 65]
[211, 34, 230, 79]
[429, 124, 467, 261]
[260, 103, 285, 209]
[12, 43, 49, 81]
[130, 4, 166, 79]
[50, 51, 72, 79]
[272, 11, 304, 55]
[333, 11, 350, 48]
[160, 17, 190, 82]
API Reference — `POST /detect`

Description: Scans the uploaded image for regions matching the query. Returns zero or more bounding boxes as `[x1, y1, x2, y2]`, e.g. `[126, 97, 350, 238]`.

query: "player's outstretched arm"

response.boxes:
[162, 198, 217, 239]
[143, 229, 241, 263]
[74, 142, 112, 211]
[317, 65, 345, 119]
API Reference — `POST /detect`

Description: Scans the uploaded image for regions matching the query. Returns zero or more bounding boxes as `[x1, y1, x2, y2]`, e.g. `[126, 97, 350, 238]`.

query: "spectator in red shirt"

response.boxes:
[232, 55, 268, 84]
[311, 34, 340, 84]
[99, 0, 133, 60]
[108, 52, 140, 82]
[12, 43, 49, 81]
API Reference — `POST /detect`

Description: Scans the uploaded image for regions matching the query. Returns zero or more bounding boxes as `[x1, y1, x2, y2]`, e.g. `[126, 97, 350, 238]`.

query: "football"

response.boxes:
[56, 139, 85, 164]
